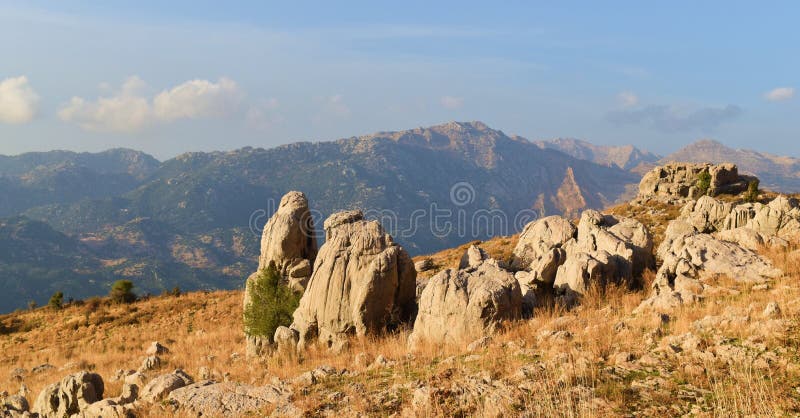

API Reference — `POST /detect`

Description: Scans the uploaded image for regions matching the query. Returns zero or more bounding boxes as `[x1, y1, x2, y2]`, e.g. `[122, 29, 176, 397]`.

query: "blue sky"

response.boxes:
[0, 1, 797, 159]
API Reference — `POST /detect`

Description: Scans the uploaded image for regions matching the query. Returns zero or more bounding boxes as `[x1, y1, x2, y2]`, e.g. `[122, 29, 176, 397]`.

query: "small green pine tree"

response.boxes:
[48, 291, 64, 310]
[745, 179, 760, 203]
[243, 263, 300, 341]
[110, 280, 136, 304]
[696, 171, 712, 196]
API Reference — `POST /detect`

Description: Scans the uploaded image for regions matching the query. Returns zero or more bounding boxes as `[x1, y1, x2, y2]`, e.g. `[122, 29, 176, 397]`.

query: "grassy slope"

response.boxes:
[2, 200, 800, 416]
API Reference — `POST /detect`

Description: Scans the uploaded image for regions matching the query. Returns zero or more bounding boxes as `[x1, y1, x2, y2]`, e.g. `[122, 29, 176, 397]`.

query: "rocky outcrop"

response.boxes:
[662, 195, 800, 253]
[167, 381, 292, 417]
[244, 191, 318, 356]
[33, 372, 105, 418]
[246, 190, 317, 294]
[410, 246, 522, 347]
[289, 210, 416, 351]
[510, 216, 576, 283]
[637, 162, 751, 202]
[638, 233, 781, 311]
[141, 369, 194, 403]
[552, 211, 653, 302]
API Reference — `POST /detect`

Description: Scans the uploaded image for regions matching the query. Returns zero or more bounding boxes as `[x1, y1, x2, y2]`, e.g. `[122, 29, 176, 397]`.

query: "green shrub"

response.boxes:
[110, 280, 136, 304]
[744, 179, 760, 203]
[696, 171, 712, 196]
[243, 263, 300, 340]
[48, 291, 64, 310]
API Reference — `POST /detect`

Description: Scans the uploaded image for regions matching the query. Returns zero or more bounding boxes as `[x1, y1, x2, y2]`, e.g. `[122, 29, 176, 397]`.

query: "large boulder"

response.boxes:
[638, 233, 781, 311]
[551, 210, 653, 301]
[510, 216, 576, 284]
[32, 372, 104, 418]
[244, 191, 318, 356]
[246, 190, 317, 294]
[289, 210, 417, 351]
[745, 195, 800, 239]
[637, 162, 750, 201]
[167, 381, 291, 417]
[140, 369, 193, 403]
[409, 247, 522, 348]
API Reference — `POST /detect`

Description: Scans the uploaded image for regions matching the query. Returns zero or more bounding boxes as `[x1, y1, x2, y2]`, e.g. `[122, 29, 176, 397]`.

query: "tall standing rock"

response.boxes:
[255, 191, 318, 290]
[289, 210, 417, 351]
[637, 162, 750, 202]
[244, 191, 317, 356]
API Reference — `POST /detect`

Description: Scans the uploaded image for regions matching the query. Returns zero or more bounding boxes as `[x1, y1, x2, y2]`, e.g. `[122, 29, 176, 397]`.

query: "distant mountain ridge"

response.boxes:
[534, 137, 661, 172]
[663, 139, 800, 192]
[0, 121, 638, 312]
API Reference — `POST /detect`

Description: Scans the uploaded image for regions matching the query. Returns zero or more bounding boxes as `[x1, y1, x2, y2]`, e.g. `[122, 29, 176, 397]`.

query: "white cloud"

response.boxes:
[617, 91, 639, 108]
[764, 87, 795, 102]
[153, 77, 243, 121]
[440, 96, 464, 109]
[60, 76, 247, 133]
[58, 76, 152, 133]
[0, 76, 39, 124]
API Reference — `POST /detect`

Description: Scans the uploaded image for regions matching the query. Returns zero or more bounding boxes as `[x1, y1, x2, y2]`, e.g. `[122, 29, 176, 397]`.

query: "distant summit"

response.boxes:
[535, 138, 660, 172]
[664, 140, 800, 192]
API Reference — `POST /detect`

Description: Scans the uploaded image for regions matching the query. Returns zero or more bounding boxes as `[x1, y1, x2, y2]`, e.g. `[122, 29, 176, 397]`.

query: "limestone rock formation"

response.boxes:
[637, 162, 750, 201]
[32, 372, 104, 418]
[141, 369, 194, 403]
[410, 247, 522, 347]
[168, 381, 292, 417]
[248, 190, 318, 293]
[244, 191, 318, 356]
[510, 216, 576, 284]
[662, 195, 800, 254]
[638, 233, 781, 311]
[289, 210, 416, 351]
[551, 210, 653, 301]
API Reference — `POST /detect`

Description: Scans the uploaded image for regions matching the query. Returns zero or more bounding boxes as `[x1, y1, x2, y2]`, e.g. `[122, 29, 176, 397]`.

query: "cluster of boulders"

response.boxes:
[638, 193, 795, 311]
[512, 210, 653, 307]
[637, 162, 753, 203]
[244, 192, 417, 356]
[244, 191, 658, 352]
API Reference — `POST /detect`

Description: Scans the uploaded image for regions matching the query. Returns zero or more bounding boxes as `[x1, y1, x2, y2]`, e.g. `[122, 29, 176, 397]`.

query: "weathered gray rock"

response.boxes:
[552, 210, 653, 301]
[273, 326, 299, 356]
[554, 250, 628, 303]
[638, 233, 781, 311]
[1, 393, 29, 413]
[32, 372, 104, 418]
[745, 195, 800, 239]
[679, 196, 733, 233]
[255, 191, 318, 288]
[145, 341, 169, 356]
[140, 369, 193, 403]
[138, 355, 161, 373]
[244, 192, 318, 356]
[637, 162, 750, 201]
[459, 245, 489, 269]
[410, 252, 521, 348]
[511, 216, 576, 284]
[168, 381, 291, 417]
[290, 210, 416, 351]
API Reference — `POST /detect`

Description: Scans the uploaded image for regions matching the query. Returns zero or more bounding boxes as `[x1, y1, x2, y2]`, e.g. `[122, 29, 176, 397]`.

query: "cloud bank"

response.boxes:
[606, 104, 742, 133]
[0, 76, 39, 124]
[59, 76, 245, 132]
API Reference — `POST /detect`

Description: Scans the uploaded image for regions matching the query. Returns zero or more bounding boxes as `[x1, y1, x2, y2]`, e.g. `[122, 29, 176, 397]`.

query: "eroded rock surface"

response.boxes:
[410, 247, 522, 347]
[289, 210, 416, 351]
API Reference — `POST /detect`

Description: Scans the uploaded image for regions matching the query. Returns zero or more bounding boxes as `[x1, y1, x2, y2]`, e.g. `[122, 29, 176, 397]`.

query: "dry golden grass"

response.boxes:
[2, 234, 800, 416]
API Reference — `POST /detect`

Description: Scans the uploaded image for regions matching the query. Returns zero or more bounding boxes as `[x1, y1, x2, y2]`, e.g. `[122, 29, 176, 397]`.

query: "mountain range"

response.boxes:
[0, 121, 637, 312]
[2, 122, 799, 312]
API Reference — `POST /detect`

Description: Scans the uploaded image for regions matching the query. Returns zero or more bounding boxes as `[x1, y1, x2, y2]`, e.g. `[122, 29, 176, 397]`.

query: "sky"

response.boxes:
[0, 1, 798, 160]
